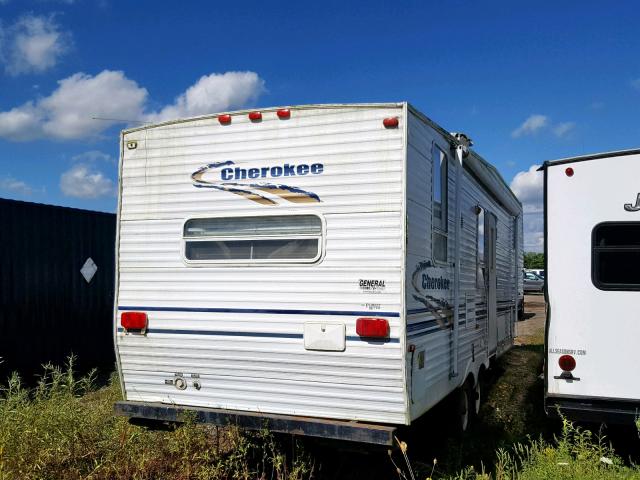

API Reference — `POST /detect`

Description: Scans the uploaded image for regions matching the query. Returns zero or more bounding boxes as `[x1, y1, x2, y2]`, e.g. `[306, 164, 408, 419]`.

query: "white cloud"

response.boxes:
[145, 71, 265, 123]
[510, 164, 544, 252]
[60, 163, 114, 198]
[72, 150, 114, 163]
[0, 102, 43, 140]
[553, 121, 575, 138]
[1, 14, 72, 75]
[0, 70, 148, 140]
[40, 70, 148, 139]
[511, 164, 543, 212]
[0, 175, 34, 195]
[0, 69, 265, 141]
[511, 114, 548, 138]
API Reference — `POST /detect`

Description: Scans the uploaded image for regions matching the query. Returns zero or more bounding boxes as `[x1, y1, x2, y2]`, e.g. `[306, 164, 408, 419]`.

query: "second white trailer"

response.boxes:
[113, 103, 523, 444]
[543, 149, 640, 424]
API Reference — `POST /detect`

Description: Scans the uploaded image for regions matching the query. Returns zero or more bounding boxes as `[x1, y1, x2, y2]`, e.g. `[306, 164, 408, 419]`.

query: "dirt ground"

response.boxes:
[515, 294, 546, 344]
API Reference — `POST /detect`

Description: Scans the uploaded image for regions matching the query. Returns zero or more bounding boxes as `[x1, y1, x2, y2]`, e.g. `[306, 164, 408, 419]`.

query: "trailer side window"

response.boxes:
[592, 222, 640, 290]
[477, 206, 485, 287]
[183, 215, 322, 263]
[432, 145, 448, 263]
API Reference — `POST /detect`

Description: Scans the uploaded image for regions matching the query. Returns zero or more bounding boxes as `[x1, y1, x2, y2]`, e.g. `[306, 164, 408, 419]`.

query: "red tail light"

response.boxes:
[218, 114, 232, 124]
[558, 354, 576, 372]
[248, 111, 262, 121]
[565, 167, 574, 177]
[277, 108, 291, 119]
[356, 318, 389, 338]
[383, 117, 399, 128]
[121, 312, 147, 331]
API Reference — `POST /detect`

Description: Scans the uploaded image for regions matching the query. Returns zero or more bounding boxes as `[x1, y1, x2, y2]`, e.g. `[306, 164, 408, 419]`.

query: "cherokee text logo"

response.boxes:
[191, 161, 323, 206]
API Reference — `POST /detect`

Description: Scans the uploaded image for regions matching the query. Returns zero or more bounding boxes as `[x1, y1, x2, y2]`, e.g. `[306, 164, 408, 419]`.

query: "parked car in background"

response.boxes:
[523, 271, 544, 293]
[526, 268, 545, 278]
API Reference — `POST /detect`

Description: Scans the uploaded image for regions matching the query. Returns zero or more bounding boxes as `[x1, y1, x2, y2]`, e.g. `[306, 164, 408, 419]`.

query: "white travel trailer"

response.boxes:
[113, 103, 523, 445]
[542, 149, 640, 424]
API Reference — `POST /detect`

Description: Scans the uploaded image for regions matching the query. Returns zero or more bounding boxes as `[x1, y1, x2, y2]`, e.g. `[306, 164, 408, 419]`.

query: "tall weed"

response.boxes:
[0, 358, 313, 480]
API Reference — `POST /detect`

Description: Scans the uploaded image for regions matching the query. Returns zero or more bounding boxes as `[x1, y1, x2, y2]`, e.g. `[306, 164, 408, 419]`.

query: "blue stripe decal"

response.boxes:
[407, 307, 435, 315]
[407, 320, 466, 339]
[408, 329, 442, 339]
[116, 328, 400, 343]
[118, 305, 400, 318]
[407, 307, 467, 315]
[407, 319, 440, 331]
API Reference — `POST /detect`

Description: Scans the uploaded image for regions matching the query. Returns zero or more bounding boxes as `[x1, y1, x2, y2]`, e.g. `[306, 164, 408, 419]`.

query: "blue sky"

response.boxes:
[1, 0, 639, 251]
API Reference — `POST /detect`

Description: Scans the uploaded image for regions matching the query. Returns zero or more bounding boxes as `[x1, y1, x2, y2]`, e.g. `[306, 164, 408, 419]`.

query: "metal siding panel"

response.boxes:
[0, 199, 116, 379]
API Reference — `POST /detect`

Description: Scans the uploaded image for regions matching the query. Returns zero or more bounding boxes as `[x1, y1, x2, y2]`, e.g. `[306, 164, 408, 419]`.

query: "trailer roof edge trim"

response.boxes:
[538, 147, 640, 170]
[121, 102, 407, 135]
[406, 104, 522, 216]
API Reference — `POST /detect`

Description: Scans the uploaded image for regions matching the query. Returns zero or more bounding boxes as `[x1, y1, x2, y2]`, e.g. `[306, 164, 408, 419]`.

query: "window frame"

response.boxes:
[182, 213, 325, 266]
[431, 142, 449, 264]
[591, 221, 640, 291]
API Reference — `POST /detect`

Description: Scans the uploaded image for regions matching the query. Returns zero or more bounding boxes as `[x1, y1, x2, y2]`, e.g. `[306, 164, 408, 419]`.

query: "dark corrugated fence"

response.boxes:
[0, 198, 116, 381]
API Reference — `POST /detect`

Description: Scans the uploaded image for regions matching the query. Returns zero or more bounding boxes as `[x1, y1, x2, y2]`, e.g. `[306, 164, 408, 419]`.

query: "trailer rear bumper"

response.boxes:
[545, 395, 640, 425]
[114, 400, 397, 446]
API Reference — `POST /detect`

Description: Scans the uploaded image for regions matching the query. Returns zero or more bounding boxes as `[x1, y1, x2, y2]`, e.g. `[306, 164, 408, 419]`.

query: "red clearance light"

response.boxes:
[565, 167, 574, 177]
[277, 108, 291, 119]
[383, 117, 399, 128]
[121, 311, 148, 331]
[558, 354, 576, 372]
[218, 114, 232, 124]
[356, 318, 389, 338]
[248, 111, 262, 121]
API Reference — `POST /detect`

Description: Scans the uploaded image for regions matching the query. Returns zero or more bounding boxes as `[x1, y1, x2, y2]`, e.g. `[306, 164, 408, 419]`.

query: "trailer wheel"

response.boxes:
[471, 377, 481, 416]
[454, 381, 472, 433]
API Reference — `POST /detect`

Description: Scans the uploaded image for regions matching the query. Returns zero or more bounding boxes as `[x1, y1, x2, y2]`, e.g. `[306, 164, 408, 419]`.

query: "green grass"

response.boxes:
[2, 355, 640, 479]
[394, 418, 640, 480]
[463, 418, 640, 479]
[0, 357, 313, 480]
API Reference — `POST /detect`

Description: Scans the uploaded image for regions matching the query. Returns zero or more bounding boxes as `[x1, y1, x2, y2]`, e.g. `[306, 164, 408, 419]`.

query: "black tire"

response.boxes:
[454, 379, 474, 433]
[471, 375, 481, 417]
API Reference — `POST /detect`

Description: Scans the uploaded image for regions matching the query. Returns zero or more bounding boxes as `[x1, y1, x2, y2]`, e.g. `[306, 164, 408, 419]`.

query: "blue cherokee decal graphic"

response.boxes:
[411, 260, 453, 328]
[191, 161, 323, 206]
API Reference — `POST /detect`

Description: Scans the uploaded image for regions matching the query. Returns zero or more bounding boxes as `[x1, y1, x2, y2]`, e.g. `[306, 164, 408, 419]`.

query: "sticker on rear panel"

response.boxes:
[359, 279, 386, 293]
[191, 160, 323, 206]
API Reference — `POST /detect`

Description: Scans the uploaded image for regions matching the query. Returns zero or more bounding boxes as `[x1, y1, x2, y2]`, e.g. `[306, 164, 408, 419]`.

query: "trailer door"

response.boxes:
[485, 212, 498, 354]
